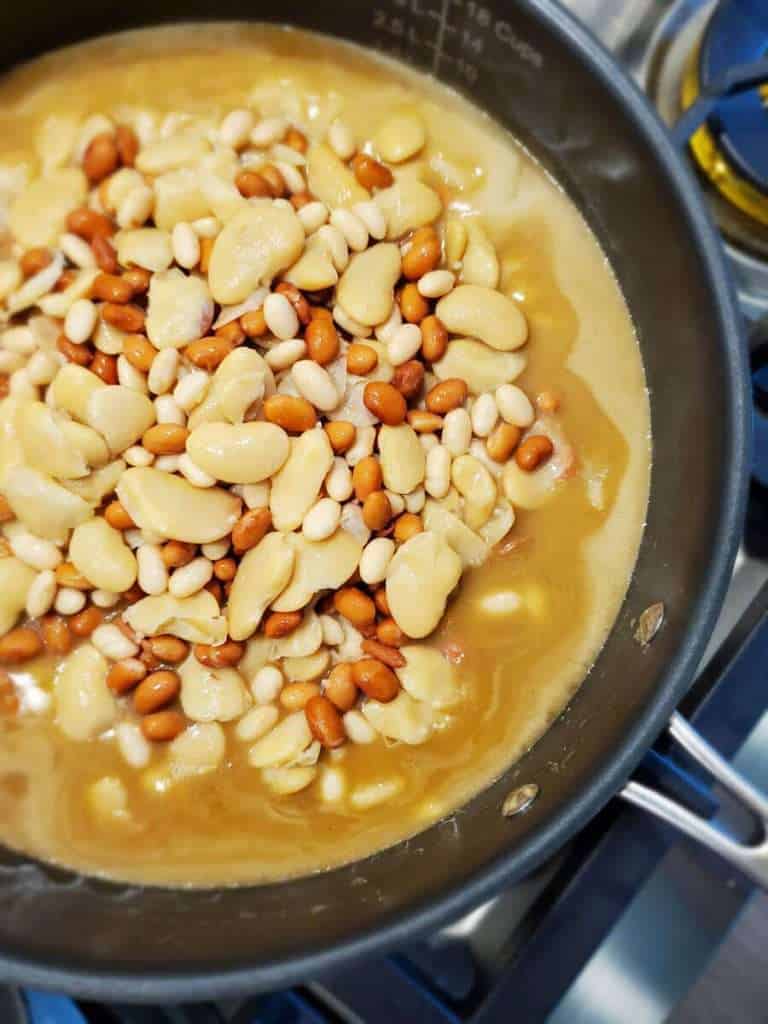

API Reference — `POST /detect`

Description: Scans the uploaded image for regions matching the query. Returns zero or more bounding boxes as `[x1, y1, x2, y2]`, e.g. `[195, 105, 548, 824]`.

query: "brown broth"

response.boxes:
[0, 24, 650, 885]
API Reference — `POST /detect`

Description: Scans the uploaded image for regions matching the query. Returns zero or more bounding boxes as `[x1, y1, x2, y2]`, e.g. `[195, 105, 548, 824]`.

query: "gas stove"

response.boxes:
[13, 2, 768, 1022]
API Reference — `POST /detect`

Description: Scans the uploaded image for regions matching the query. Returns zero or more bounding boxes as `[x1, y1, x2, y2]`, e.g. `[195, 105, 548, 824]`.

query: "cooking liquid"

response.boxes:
[0, 24, 650, 885]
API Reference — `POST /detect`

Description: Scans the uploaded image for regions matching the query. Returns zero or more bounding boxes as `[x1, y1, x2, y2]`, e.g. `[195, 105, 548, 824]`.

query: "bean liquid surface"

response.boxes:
[0, 24, 650, 885]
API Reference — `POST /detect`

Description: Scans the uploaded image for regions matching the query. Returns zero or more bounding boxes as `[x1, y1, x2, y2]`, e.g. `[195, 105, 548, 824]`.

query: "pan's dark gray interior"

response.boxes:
[0, 0, 749, 1000]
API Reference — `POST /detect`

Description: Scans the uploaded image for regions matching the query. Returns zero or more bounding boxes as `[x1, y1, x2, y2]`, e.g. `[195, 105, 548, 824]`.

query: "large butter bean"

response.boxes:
[248, 711, 312, 768]
[69, 517, 137, 592]
[180, 657, 250, 722]
[433, 339, 526, 394]
[125, 591, 227, 644]
[63, 459, 126, 506]
[271, 530, 363, 612]
[54, 644, 116, 741]
[375, 180, 442, 239]
[284, 235, 338, 291]
[0, 558, 37, 635]
[153, 168, 211, 231]
[282, 649, 330, 682]
[306, 143, 369, 209]
[396, 644, 460, 708]
[135, 135, 210, 175]
[188, 347, 274, 429]
[117, 228, 174, 273]
[262, 764, 317, 795]
[4, 465, 91, 541]
[422, 500, 489, 568]
[228, 532, 295, 641]
[378, 424, 425, 494]
[337, 243, 401, 327]
[208, 205, 304, 305]
[50, 364, 106, 423]
[451, 454, 497, 529]
[9, 168, 87, 247]
[461, 222, 500, 289]
[436, 285, 527, 351]
[0, 398, 25, 485]
[186, 422, 289, 483]
[86, 386, 155, 455]
[169, 722, 226, 776]
[19, 402, 89, 479]
[146, 269, 214, 349]
[270, 429, 334, 532]
[385, 530, 461, 639]
[117, 467, 241, 543]
[362, 690, 433, 745]
[60, 421, 111, 469]
[374, 111, 426, 164]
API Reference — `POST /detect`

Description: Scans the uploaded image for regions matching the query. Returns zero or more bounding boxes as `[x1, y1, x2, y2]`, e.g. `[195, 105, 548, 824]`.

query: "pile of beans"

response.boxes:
[0, 100, 565, 806]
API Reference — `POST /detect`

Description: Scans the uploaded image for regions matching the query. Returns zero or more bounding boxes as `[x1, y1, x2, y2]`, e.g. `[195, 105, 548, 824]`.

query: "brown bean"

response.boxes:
[83, 132, 119, 183]
[420, 314, 448, 362]
[115, 124, 139, 167]
[310, 306, 334, 323]
[290, 191, 313, 210]
[215, 320, 246, 347]
[141, 709, 186, 742]
[240, 308, 268, 338]
[399, 282, 430, 324]
[363, 381, 407, 425]
[41, 615, 72, 654]
[351, 153, 394, 190]
[122, 267, 151, 295]
[122, 585, 145, 606]
[193, 641, 244, 668]
[0, 495, 13, 523]
[352, 658, 400, 702]
[393, 512, 422, 543]
[324, 662, 358, 711]
[324, 420, 356, 454]
[90, 351, 118, 384]
[92, 272, 133, 304]
[54, 562, 91, 590]
[106, 657, 147, 694]
[122, 333, 157, 372]
[275, 281, 311, 326]
[263, 394, 317, 433]
[304, 316, 339, 364]
[91, 234, 119, 274]
[486, 422, 521, 463]
[407, 410, 444, 433]
[373, 587, 390, 617]
[184, 336, 233, 370]
[231, 507, 272, 554]
[212, 558, 237, 582]
[0, 627, 42, 664]
[161, 540, 196, 568]
[259, 164, 287, 198]
[361, 637, 406, 668]
[402, 226, 441, 280]
[305, 694, 346, 748]
[54, 269, 78, 293]
[285, 127, 309, 154]
[392, 360, 424, 400]
[425, 378, 468, 415]
[0, 375, 8, 400]
[352, 455, 383, 502]
[139, 640, 160, 672]
[263, 611, 302, 638]
[362, 490, 392, 531]
[133, 669, 180, 715]
[146, 635, 189, 664]
[235, 169, 271, 198]
[280, 681, 321, 711]
[20, 247, 52, 278]
[104, 500, 135, 530]
[334, 586, 376, 628]
[346, 342, 378, 376]
[68, 606, 104, 637]
[515, 435, 554, 472]
[57, 335, 92, 366]
[102, 302, 145, 332]
[376, 617, 406, 647]
[0, 672, 19, 716]
[66, 207, 114, 240]
[199, 237, 214, 274]
[142, 423, 189, 455]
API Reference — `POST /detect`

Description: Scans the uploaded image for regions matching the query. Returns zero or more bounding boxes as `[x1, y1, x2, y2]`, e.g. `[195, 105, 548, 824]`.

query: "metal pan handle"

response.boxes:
[620, 712, 768, 887]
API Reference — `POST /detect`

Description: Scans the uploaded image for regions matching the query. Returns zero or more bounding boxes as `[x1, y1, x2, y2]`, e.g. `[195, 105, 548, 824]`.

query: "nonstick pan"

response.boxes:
[0, 0, 753, 1001]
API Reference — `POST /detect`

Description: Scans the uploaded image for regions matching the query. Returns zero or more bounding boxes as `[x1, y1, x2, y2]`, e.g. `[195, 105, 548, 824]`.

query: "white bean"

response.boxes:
[328, 118, 356, 160]
[325, 457, 353, 502]
[344, 709, 377, 744]
[264, 292, 299, 341]
[425, 444, 451, 498]
[168, 556, 213, 597]
[319, 614, 344, 647]
[359, 537, 395, 585]
[330, 208, 368, 252]
[251, 664, 284, 704]
[241, 482, 270, 509]
[136, 544, 168, 595]
[418, 270, 455, 298]
[91, 589, 120, 608]
[178, 453, 217, 488]
[148, 348, 179, 395]
[442, 408, 472, 456]
[345, 425, 376, 466]
[265, 338, 306, 371]
[471, 392, 499, 437]
[54, 587, 86, 616]
[10, 531, 62, 571]
[302, 497, 341, 541]
[26, 351, 59, 386]
[333, 303, 371, 338]
[316, 224, 349, 273]
[91, 623, 139, 659]
[420, 433, 439, 452]
[235, 704, 279, 742]
[219, 109, 254, 149]
[123, 528, 144, 549]
[25, 569, 56, 618]
[117, 354, 148, 393]
[274, 161, 306, 195]
[291, 359, 338, 412]
[154, 394, 185, 424]
[385, 490, 405, 516]
[117, 184, 154, 229]
[171, 222, 200, 270]
[116, 721, 151, 768]
[191, 216, 221, 238]
[124, 445, 154, 467]
[250, 117, 288, 147]
[201, 539, 230, 560]
[174, 369, 210, 411]
[495, 384, 534, 427]
[319, 766, 346, 802]
[386, 323, 422, 366]
[375, 302, 403, 343]
[404, 486, 426, 513]
[59, 232, 96, 268]
[64, 298, 97, 345]
[297, 201, 328, 234]
[153, 454, 180, 473]
[352, 200, 387, 241]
